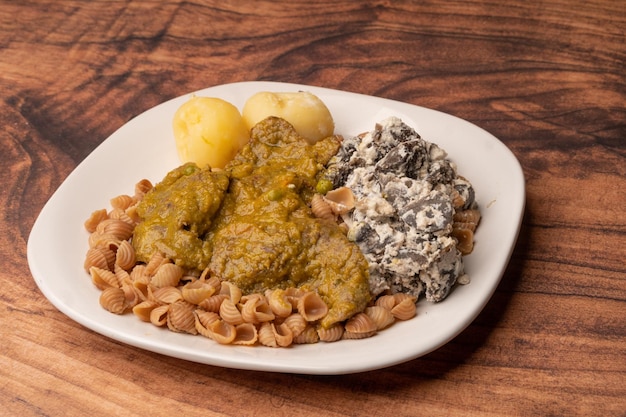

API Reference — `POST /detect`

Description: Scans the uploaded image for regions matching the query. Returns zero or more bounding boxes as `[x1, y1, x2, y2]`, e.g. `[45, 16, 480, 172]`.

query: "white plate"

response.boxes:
[27, 81, 525, 375]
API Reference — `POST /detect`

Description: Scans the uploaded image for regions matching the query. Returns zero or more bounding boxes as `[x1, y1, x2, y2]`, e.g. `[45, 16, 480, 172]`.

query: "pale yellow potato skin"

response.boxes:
[242, 91, 334, 144]
[173, 96, 249, 169]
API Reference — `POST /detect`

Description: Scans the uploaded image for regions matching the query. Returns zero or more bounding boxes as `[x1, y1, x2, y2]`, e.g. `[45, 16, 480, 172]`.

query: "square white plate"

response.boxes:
[28, 81, 525, 374]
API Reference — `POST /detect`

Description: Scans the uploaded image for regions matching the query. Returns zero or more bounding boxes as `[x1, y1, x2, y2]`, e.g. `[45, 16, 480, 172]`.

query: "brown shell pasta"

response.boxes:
[390, 298, 417, 321]
[293, 325, 319, 344]
[110, 194, 135, 211]
[240, 294, 275, 324]
[317, 323, 344, 342]
[167, 301, 197, 334]
[96, 218, 134, 241]
[99, 287, 128, 314]
[84, 247, 116, 272]
[232, 323, 258, 346]
[219, 299, 244, 325]
[90, 266, 120, 290]
[296, 291, 328, 322]
[310, 193, 335, 221]
[132, 300, 159, 322]
[364, 306, 395, 330]
[115, 240, 136, 271]
[84, 209, 108, 233]
[344, 312, 377, 335]
[150, 263, 183, 288]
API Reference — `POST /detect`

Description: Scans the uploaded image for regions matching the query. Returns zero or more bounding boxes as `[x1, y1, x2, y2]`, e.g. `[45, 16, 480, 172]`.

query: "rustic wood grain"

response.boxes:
[1, 0, 625, 416]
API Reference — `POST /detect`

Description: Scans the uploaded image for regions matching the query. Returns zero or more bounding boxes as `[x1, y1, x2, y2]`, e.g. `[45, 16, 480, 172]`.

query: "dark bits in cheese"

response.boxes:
[324, 117, 478, 302]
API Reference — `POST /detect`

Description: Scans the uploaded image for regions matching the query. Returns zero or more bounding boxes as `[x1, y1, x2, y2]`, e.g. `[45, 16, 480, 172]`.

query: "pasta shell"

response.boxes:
[342, 329, 376, 340]
[114, 264, 131, 285]
[108, 207, 135, 225]
[182, 278, 217, 305]
[317, 323, 344, 342]
[151, 263, 183, 288]
[323, 186, 355, 215]
[391, 297, 417, 320]
[134, 178, 153, 197]
[258, 322, 278, 348]
[198, 294, 227, 313]
[207, 319, 236, 344]
[204, 274, 222, 293]
[364, 306, 395, 330]
[150, 304, 170, 326]
[232, 323, 258, 346]
[453, 209, 481, 228]
[451, 227, 474, 255]
[219, 299, 244, 325]
[219, 281, 242, 304]
[274, 322, 294, 347]
[84, 208, 108, 233]
[96, 218, 134, 241]
[132, 300, 159, 322]
[110, 194, 135, 211]
[131, 273, 151, 300]
[259, 322, 293, 348]
[129, 264, 148, 281]
[167, 301, 197, 334]
[297, 291, 328, 322]
[240, 294, 275, 324]
[281, 313, 307, 337]
[144, 252, 169, 276]
[310, 193, 335, 221]
[115, 240, 136, 271]
[374, 294, 396, 311]
[88, 232, 121, 251]
[90, 266, 120, 290]
[150, 286, 183, 304]
[121, 282, 141, 307]
[194, 310, 221, 338]
[265, 288, 293, 318]
[99, 287, 128, 314]
[84, 247, 116, 272]
[344, 312, 377, 334]
[293, 325, 319, 344]
[124, 203, 141, 225]
[284, 287, 305, 309]
[450, 188, 466, 209]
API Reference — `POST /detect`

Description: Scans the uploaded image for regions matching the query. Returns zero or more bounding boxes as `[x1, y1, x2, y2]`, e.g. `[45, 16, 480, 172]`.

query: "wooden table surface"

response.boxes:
[2, 1, 625, 416]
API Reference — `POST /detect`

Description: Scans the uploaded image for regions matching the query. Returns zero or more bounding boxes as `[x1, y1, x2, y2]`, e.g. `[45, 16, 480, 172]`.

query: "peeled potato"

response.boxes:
[242, 91, 334, 144]
[173, 96, 249, 169]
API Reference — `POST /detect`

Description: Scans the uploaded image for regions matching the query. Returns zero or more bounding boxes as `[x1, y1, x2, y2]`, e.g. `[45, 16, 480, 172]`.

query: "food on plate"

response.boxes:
[82, 92, 480, 348]
[172, 96, 249, 169]
[242, 91, 334, 144]
[132, 164, 230, 270]
[133, 116, 370, 328]
[322, 116, 480, 302]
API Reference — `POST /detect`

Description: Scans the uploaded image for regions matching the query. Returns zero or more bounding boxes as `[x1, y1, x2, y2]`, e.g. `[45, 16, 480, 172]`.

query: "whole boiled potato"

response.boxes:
[242, 91, 334, 144]
[173, 96, 249, 169]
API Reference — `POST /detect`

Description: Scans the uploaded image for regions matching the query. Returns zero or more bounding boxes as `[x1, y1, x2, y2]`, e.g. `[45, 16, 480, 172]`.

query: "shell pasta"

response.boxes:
[83, 180, 419, 347]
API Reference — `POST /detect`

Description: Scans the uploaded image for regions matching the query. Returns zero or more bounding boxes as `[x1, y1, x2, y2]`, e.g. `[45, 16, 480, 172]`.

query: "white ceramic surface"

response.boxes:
[27, 81, 525, 375]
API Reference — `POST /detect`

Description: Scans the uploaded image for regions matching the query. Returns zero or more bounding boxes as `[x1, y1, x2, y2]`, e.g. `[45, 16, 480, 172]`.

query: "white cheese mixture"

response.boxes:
[324, 117, 477, 302]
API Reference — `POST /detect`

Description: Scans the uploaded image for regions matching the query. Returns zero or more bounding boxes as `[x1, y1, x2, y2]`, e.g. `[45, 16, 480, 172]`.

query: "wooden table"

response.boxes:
[2, 1, 625, 416]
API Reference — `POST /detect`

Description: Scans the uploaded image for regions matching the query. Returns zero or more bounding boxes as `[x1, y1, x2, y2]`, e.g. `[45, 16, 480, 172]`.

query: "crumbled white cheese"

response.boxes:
[325, 116, 476, 302]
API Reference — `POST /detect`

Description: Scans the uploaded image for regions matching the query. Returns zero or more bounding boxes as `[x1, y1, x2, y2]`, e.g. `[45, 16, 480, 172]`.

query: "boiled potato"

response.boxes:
[242, 91, 334, 144]
[173, 96, 249, 169]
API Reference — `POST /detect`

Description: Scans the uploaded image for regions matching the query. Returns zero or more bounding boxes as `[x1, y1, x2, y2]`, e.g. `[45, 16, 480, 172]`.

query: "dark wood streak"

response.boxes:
[1, 1, 625, 416]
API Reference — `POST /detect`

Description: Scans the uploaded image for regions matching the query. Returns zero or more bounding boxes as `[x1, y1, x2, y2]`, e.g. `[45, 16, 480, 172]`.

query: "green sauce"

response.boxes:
[132, 117, 371, 327]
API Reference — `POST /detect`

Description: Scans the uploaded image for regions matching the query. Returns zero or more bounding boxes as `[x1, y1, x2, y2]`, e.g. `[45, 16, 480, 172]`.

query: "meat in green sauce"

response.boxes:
[132, 117, 371, 328]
